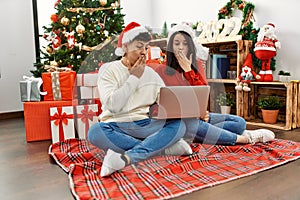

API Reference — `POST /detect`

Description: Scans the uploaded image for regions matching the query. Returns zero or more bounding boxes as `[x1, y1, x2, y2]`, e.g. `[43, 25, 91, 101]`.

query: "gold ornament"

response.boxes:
[99, 0, 107, 6]
[60, 16, 70, 26]
[46, 46, 53, 53]
[76, 24, 85, 34]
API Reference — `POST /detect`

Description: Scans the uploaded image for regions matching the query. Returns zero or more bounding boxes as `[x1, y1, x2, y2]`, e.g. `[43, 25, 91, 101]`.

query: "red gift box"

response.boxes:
[23, 100, 75, 142]
[42, 71, 76, 101]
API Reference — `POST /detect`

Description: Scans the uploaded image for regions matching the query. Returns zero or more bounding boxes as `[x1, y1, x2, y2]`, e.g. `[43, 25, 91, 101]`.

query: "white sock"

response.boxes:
[165, 138, 193, 155]
[100, 149, 126, 177]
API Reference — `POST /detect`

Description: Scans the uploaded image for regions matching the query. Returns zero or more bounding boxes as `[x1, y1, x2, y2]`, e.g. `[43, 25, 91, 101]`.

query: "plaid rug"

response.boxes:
[49, 138, 300, 200]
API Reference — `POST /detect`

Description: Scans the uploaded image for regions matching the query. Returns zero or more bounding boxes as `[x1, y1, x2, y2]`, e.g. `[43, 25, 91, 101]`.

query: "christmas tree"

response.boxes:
[31, 0, 125, 77]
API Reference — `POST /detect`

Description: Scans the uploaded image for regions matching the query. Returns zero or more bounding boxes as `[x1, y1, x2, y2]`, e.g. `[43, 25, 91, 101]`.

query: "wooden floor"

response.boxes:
[1, 117, 300, 200]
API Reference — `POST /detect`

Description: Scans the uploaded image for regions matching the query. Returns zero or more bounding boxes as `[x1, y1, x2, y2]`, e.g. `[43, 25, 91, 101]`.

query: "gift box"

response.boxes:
[23, 100, 75, 142]
[76, 72, 98, 87]
[19, 76, 47, 102]
[80, 86, 99, 99]
[50, 106, 75, 143]
[76, 104, 99, 139]
[42, 71, 76, 101]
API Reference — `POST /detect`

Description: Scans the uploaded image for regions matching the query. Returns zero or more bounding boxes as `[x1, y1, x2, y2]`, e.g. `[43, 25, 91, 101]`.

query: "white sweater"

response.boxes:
[98, 60, 165, 122]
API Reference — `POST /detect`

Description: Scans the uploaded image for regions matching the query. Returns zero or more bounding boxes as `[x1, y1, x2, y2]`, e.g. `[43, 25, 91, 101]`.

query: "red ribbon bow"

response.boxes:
[50, 107, 74, 141]
[77, 105, 97, 135]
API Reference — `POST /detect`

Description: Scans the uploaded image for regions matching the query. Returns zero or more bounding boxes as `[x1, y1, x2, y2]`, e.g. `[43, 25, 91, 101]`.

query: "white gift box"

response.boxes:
[146, 46, 161, 60]
[80, 86, 99, 99]
[76, 104, 99, 139]
[76, 73, 98, 86]
[50, 106, 75, 143]
[19, 76, 47, 102]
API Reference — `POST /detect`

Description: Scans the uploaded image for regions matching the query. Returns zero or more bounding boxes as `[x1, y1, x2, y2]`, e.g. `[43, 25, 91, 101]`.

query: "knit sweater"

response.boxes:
[98, 60, 165, 122]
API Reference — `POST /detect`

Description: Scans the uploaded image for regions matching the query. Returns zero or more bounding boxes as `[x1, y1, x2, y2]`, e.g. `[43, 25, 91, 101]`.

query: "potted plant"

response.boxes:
[278, 70, 291, 82]
[257, 96, 282, 124]
[216, 92, 235, 114]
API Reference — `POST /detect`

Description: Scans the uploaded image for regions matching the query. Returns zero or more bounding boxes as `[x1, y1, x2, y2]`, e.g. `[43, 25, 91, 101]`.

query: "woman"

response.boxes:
[155, 24, 275, 146]
[88, 22, 192, 177]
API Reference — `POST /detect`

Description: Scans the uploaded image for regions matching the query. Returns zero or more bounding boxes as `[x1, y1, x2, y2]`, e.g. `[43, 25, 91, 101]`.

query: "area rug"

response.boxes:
[49, 138, 300, 200]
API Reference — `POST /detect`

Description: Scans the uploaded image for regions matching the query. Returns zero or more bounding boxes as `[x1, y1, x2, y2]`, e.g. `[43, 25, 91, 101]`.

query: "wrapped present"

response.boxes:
[19, 76, 47, 102]
[146, 46, 165, 70]
[42, 71, 76, 101]
[80, 86, 99, 99]
[50, 106, 75, 143]
[76, 72, 98, 87]
[23, 100, 75, 142]
[76, 104, 99, 139]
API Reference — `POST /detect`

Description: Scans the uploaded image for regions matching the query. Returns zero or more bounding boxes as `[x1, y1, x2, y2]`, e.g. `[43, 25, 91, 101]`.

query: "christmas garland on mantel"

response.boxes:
[218, 0, 276, 70]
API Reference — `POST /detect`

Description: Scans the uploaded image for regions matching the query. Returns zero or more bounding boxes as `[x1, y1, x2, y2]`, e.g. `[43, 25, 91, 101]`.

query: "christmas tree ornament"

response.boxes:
[76, 24, 85, 34]
[99, 0, 107, 6]
[50, 14, 59, 23]
[46, 46, 54, 54]
[51, 35, 62, 50]
[66, 31, 76, 49]
[61, 16, 70, 26]
[95, 25, 101, 31]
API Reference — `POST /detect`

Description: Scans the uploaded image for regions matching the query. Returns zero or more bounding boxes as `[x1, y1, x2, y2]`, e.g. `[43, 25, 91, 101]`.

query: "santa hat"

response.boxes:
[267, 23, 275, 28]
[115, 22, 148, 56]
[167, 24, 195, 43]
[242, 53, 253, 69]
[167, 24, 209, 61]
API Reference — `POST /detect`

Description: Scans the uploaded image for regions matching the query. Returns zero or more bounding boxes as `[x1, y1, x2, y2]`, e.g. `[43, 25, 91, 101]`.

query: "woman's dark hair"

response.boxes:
[165, 31, 198, 75]
[133, 32, 151, 43]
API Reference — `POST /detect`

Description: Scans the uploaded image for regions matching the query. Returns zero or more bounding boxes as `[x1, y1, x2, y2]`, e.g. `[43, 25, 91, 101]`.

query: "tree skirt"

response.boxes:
[49, 138, 300, 200]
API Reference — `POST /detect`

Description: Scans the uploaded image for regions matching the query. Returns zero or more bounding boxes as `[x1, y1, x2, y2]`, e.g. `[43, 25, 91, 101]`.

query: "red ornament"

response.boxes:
[54, 0, 60, 7]
[50, 14, 59, 23]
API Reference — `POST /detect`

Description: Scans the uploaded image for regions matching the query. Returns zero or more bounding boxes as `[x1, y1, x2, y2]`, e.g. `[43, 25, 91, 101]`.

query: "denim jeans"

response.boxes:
[184, 113, 246, 145]
[88, 118, 186, 163]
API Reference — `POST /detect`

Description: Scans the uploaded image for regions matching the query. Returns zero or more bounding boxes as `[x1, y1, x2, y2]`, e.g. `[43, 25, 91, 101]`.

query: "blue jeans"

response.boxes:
[184, 113, 246, 145]
[88, 118, 186, 163]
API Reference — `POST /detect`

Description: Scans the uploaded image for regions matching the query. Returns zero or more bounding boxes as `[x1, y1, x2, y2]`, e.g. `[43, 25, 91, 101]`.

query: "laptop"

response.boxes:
[152, 85, 210, 119]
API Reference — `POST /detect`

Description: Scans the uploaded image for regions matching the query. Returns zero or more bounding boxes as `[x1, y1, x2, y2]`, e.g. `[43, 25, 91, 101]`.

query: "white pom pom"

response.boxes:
[115, 47, 124, 56]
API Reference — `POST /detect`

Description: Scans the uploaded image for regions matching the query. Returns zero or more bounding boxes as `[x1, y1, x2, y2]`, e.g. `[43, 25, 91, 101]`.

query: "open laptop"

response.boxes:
[152, 85, 210, 119]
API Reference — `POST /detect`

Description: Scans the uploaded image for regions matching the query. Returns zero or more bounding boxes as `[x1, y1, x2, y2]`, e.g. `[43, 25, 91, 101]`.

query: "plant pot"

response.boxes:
[278, 75, 291, 82]
[261, 109, 279, 124]
[220, 106, 231, 114]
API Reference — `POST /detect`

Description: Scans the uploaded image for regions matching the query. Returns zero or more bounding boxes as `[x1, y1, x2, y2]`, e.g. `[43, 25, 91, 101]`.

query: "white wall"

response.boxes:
[1, 0, 300, 113]
[0, 0, 36, 114]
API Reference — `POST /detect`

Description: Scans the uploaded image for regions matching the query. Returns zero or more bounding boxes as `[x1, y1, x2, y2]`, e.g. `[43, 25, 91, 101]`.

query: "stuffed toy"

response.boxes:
[235, 53, 260, 92]
[254, 23, 281, 82]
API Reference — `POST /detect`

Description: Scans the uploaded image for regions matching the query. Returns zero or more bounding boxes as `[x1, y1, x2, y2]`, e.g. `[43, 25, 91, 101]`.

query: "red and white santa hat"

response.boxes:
[242, 53, 253, 69]
[115, 22, 148, 56]
[266, 23, 275, 28]
[167, 24, 195, 43]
